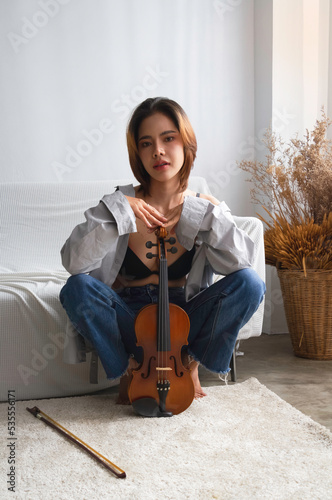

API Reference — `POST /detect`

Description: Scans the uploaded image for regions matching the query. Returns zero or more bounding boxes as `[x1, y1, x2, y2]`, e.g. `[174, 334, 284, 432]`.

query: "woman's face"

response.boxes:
[137, 112, 185, 184]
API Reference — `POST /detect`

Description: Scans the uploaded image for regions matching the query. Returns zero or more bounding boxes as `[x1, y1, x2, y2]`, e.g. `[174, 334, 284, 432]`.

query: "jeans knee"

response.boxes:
[239, 268, 265, 306]
[60, 273, 91, 306]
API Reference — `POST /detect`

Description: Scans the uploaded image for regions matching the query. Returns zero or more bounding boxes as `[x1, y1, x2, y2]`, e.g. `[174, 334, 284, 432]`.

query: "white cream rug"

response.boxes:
[1, 378, 331, 500]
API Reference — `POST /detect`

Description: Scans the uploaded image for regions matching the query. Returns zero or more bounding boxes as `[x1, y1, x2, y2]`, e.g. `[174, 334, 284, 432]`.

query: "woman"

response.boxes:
[60, 97, 265, 403]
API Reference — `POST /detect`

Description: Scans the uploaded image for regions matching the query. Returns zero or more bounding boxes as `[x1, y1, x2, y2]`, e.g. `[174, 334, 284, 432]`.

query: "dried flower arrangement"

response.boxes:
[238, 111, 332, 271]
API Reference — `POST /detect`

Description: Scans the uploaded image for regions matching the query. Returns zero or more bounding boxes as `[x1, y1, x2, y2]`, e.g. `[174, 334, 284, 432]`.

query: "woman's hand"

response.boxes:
[125, 196, 168, 232]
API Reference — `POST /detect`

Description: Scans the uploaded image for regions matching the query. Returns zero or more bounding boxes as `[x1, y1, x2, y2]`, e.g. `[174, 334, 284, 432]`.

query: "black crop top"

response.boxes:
[119, 246, 195, 281]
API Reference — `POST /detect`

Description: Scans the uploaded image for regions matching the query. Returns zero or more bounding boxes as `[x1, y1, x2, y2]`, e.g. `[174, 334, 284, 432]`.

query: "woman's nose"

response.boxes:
[153, 143, 165, 157]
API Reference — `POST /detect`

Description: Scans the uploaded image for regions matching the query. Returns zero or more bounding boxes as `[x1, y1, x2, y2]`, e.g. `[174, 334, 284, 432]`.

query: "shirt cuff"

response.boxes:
[176, 196, 209, 249]
[101, 190, 137, 235]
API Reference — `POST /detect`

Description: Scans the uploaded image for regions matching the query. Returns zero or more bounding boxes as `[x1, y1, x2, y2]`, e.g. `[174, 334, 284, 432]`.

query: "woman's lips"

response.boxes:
[153, 161, 170, 170]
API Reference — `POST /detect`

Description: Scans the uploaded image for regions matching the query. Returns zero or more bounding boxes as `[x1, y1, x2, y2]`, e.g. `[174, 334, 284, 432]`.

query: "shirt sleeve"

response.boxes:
[61, 190, 137, 275]
[175, 196, 255, 275]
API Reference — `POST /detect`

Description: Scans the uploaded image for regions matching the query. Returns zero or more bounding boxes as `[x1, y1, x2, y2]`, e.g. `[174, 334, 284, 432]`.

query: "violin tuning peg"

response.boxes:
[166, 237, 176, 245]
[146, 252, 158, 259]
[167, 247, 178, 254]
[146, 241, 157, 248]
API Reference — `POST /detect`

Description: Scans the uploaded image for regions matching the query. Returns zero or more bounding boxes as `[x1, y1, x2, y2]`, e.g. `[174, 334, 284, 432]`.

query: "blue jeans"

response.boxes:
[59, 269, 265, 380]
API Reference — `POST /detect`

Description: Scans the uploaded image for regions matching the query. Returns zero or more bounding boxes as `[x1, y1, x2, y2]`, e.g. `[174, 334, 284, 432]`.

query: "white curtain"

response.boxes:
[273, 0, 331, 139]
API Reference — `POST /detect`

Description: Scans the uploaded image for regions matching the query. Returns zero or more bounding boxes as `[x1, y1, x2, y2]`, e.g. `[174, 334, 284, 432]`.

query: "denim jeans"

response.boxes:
[59, 268, 265, 380]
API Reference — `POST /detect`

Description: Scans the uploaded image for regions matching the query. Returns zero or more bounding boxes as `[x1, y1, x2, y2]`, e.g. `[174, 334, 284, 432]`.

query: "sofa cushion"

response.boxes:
[1, 180, 134, 273]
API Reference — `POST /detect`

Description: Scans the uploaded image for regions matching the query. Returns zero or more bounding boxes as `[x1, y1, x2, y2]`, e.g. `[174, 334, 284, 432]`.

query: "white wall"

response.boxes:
[0, 0, 258, 218]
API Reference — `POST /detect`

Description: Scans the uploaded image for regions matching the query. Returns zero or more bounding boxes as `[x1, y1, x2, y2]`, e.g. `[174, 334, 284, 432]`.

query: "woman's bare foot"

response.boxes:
[182, 352, 207, 399]
[116, 358, 139, 405]
[189, 360, 207, 399]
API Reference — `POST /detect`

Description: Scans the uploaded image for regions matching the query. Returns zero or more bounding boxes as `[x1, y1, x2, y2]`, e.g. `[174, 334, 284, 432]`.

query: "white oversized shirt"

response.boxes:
[61, 184, 255, 302]
[61, 184, 256, 367]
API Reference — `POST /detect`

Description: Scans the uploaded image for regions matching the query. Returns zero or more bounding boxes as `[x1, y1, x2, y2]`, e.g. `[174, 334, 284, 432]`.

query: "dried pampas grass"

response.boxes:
[263, 211, 332, 271]
[238, 111, 332, 270]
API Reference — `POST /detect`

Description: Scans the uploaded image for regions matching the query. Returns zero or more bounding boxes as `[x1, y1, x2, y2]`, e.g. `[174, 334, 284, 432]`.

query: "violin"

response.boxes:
[128, 227, 195, 417]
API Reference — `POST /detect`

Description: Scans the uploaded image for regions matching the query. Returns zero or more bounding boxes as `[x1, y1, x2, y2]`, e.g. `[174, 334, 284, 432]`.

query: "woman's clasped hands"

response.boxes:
[125, 196, 183, 234]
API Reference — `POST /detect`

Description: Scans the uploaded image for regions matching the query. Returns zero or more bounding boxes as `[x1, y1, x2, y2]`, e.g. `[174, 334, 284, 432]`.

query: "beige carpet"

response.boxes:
[1, 378, 331, 499]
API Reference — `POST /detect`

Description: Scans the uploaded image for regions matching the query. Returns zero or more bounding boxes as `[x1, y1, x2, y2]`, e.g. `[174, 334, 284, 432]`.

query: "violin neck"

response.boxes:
[158, 239, 171, 352]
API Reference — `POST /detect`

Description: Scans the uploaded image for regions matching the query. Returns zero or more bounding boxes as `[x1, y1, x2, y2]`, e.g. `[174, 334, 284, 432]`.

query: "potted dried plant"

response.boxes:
[238, 112, 332, 359]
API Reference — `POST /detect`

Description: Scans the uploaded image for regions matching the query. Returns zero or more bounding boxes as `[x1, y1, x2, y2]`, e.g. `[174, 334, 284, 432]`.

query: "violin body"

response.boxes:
[128, 303, 194, 416]
[128, 227, 195, 417]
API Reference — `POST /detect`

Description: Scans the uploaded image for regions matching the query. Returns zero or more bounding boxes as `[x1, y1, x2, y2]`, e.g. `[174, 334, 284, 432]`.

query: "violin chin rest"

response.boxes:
[131, 398, 173, 418]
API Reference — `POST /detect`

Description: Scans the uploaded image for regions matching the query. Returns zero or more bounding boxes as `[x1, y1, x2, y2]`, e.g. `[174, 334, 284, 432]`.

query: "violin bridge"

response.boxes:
[155, 367, 172, 371]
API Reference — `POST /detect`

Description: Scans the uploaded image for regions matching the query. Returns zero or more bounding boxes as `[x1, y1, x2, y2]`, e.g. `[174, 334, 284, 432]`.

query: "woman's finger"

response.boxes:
[125, 196, 168, 229]
[143, 206, 167, 226]
[145, 204, 167, 219]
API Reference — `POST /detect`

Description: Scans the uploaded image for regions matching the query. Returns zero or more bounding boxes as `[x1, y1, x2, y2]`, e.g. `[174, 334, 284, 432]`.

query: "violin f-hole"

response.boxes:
[140, 356, 156, 379]
[169, 355, 184, 378]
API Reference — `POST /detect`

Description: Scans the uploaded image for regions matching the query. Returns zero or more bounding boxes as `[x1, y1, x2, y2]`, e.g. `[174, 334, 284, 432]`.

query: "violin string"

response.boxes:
[162, 237, 166, 385]
[161, 249, 165, 384]
[158, 233, 171, 389]
[158, 236, 162, 386]
[158, 266, 162, 383]
[164, 244, 168, 383]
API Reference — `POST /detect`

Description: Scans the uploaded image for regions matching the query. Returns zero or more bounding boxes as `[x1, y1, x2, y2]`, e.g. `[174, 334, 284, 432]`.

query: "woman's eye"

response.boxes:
[141, 141, 151, 148]
[165, 136, 174, 142]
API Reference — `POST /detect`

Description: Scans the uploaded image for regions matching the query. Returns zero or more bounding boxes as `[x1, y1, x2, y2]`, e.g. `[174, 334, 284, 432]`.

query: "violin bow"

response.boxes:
[26, 406, 126, 479]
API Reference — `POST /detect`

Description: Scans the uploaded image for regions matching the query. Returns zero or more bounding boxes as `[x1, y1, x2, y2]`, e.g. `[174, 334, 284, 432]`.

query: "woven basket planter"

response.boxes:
[277, 269, 332, 360]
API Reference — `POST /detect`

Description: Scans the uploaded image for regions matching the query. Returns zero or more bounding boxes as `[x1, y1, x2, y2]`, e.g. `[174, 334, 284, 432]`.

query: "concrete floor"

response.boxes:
[199, 333, 332, 431]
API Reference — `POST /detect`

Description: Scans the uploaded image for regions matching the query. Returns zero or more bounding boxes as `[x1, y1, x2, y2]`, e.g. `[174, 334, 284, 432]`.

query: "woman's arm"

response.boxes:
[175, 196, 255, 275]
[61, 190, 136, 275]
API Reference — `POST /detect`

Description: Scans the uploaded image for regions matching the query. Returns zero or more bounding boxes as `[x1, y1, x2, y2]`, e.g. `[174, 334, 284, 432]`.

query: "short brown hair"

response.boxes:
[126, 97, 197, 194]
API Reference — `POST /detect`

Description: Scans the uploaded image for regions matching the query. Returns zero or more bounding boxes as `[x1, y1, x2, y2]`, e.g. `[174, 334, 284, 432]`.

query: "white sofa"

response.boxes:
[0, 177, 265, 401]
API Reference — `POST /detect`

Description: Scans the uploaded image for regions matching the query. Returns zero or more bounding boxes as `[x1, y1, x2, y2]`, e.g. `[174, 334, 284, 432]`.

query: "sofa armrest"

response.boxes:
[233, 216, 265, 284]
[214, 215, 265, 340]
